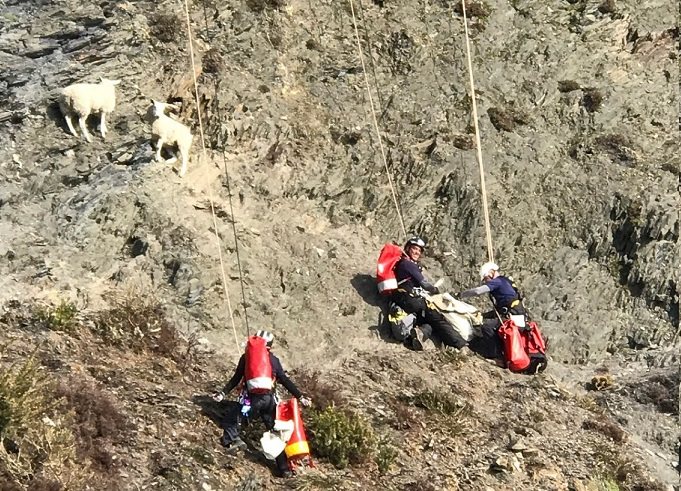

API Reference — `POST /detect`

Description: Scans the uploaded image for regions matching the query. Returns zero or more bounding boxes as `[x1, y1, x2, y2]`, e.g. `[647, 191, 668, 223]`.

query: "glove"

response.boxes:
[299, 396, 312, 408]
[212, 391, 225, 402]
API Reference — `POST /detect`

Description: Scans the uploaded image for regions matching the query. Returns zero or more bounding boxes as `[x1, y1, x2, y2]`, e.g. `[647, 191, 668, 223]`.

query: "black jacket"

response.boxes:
[222, 352, 303, 399]
[394, 257, 438, 294]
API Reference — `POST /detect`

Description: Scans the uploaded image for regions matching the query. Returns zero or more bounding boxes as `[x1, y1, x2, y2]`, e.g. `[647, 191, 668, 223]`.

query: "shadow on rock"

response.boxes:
[368, 310, 403, 345]
[350, 273, 384, 307]
[46, 100, 70, 135]
[192, 395, 283, 477]
[352, 274, 403, 345]
[192, 394, 236, 430]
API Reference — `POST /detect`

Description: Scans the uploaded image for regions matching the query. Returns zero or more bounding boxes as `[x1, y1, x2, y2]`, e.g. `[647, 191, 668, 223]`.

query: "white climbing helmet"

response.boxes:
[255, 330, 275, 348]
[479, 262, 499, 280]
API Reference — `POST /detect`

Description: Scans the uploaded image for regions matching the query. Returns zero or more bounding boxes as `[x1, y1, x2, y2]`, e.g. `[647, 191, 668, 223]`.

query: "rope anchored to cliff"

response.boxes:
[459, 0, 495, 263]
[181, 0, 243, 350]
[348, 0, 407, 241]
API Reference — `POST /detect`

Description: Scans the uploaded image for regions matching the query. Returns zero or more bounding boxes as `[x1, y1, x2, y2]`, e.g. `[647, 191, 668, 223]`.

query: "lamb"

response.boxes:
[58, 78, 121, 143]
[149, 100, 193, 177]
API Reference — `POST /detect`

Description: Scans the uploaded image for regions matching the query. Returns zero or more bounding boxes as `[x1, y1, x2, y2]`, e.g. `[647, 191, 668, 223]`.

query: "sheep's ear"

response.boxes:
[111, 79, 121, 85]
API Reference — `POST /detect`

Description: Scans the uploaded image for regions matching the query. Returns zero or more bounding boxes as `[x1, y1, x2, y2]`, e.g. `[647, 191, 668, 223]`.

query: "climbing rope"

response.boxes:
[199, 2, 251, 337]
[182, 0, 241, 350]
[459, 0, 495, 263]
[348, 0, 407, 240]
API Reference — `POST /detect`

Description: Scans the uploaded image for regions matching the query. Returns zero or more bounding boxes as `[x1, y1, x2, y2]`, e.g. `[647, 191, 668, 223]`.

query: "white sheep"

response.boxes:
[149, 100, 193, 177]
[58, 78, 121, 143]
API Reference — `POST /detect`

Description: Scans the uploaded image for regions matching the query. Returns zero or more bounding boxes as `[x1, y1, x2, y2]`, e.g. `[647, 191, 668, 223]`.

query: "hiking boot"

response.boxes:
[223, 437, 247, 453]
[410, 327, 425, 351]
[278, 469, 294, 479]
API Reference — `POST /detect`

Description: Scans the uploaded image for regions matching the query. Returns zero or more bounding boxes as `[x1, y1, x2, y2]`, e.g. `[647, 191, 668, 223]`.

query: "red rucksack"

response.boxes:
[244, 336, 274, 394]
[498, 319, 547, 374]
[376, 243, 404, 295]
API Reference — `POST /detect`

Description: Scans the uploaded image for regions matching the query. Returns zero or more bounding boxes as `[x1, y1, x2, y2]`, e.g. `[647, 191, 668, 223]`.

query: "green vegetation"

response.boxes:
[375, 436, 398, 474]
[35, 300, 78, 333]
[307, 406, 376, 469]
[409, 389, 470, 417]
[594, 477, 620, 491]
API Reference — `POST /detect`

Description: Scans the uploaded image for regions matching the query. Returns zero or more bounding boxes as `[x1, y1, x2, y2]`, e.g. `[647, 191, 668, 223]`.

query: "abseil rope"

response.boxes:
[182, 0, 241, 351]
[199, 2, 251, 337]
[460, 0, 494, 263]
[348, 0, 407, 240]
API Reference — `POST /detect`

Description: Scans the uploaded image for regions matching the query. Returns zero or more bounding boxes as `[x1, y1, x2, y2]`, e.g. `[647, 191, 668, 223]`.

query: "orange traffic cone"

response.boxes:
[276, 398, 314, 470]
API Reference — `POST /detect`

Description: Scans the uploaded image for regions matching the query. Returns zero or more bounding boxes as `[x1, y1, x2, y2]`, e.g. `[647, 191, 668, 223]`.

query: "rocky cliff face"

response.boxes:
[0, 0, 678, 489]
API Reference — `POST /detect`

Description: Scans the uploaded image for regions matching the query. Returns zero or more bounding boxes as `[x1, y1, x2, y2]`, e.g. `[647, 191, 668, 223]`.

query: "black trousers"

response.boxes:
[469, 318, 504, 359]
[222, 393, 288, 472]
[391, 291, 467, 348]
[469, 306, 528, 359]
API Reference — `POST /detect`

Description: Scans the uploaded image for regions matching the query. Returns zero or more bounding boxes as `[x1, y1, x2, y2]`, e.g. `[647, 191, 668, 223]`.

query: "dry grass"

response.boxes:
[558, 80, 581, 92]
[290, 472, 345, 491]
[582, 88, 604, 112]
[392, 401, 418, 430]
[292, 371, 346, 411]
[93, 290, 196, 368]
[202, 48, 224, 74]
[598, 0, 616, 14]
[630, 373, 678, 414]
[149, 13, 183, 43]
[582, 416, 626, 443]
[246, 0, 287, 12]
[450, 133, 475, 150]
[587, 374, 614, 391]
[487, 106, 530, 132]
[452, 1, 492, 19]
[54, 377, 129, 471]
[0, 354, 85, 489]
[408, 389, 470, 417]
[594, 134, 637, 166]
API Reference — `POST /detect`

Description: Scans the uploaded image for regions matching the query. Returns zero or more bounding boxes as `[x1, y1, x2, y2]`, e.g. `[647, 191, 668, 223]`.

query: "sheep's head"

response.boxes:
[150, 99, 180, 118]
[100, 77, 121, 86]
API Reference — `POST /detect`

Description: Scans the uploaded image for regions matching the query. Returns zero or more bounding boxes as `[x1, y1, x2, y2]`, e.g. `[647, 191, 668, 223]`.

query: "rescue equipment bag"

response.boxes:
[386, 303, 416, 341]
[523, 321, 548, 374]
[244, 335, 274, 394]
[499, 319, 531, 372]
[498, 319, 548, 374]
[376, 243, 404, 295]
